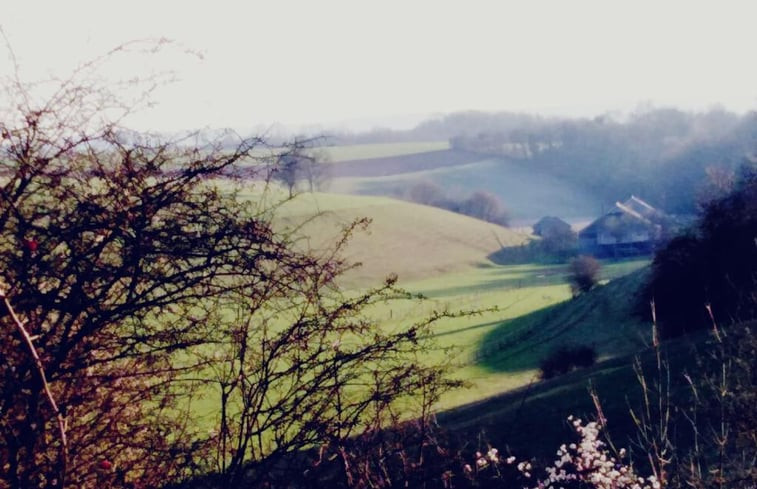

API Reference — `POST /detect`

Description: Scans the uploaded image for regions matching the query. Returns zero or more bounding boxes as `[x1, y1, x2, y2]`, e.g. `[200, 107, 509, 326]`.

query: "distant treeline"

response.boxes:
[405, 181, 510, 226]
[332, 108, 757, 214]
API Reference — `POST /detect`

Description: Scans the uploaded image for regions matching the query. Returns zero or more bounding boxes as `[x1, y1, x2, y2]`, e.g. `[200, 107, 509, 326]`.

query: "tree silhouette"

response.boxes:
[0, 42, 458, 488]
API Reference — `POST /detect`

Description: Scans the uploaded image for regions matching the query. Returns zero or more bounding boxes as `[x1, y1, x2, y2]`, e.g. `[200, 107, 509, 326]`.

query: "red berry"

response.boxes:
[25, 239, 38, 252]
[98, 459, 112, 470]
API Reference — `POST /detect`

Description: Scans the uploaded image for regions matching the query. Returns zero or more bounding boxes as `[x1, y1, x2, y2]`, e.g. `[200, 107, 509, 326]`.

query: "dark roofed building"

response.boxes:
[578, 196, 666, 257]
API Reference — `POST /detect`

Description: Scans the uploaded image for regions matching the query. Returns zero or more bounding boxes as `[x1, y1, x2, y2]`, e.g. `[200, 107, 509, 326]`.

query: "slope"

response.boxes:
[273, 192, 532, 288]
[330, 156, 603, 223]
[437, 267, 676, 459]
[477, 267, 652, 375]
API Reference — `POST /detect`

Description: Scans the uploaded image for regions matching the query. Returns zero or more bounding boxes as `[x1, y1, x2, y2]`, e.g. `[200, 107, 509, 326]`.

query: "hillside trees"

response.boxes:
[406, 180, 446, 207]
[645, 160, 757, 338]
[273, 143, 331, 196]
[0, 44, 457, 489]
[459, 190, 510, 226]
[446, 109, 754, 213]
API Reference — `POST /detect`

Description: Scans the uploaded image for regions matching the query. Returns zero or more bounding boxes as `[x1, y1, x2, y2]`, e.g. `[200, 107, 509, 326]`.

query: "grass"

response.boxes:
[477, 267, 650, 375]
[270, 191, 532, 288]
[316, 141, 450, 162]
[329, 157, 603, 223]
[335, 258, 650, 410]
[437, 329, 711, 460]
[183, 185, 654, 442]
[231, 187, 652, 409]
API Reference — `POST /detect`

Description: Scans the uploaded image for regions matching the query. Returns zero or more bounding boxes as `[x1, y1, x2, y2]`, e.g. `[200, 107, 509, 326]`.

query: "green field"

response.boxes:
[316, 141, 450, 162]
[256, 189, 650, 410]
[329, 157, 603, 223]
[184, 183, 653, 448]
[396, 261, 648, 408]
[272, 192, 532, 287]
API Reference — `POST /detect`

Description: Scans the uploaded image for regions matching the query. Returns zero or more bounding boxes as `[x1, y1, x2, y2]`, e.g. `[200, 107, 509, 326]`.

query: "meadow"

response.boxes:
[328, 156, 603, 224]
[258, 189, 650, 410]
[316, 141, 450, 162]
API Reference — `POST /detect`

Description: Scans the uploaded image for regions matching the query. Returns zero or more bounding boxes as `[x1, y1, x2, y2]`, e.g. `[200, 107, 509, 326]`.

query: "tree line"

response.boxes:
[331, 108, 756, 215]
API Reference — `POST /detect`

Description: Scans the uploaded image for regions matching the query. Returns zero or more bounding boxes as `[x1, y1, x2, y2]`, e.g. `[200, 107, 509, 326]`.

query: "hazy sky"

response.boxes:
[2, 0, 757, 132]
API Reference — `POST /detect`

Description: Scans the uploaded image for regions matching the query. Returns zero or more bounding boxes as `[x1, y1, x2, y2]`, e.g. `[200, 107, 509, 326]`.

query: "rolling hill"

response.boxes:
[326, 149, 604, 224]
[265, 189, 651, 408]
[272, 192, 532, 287]
[318, 141, 450, 162]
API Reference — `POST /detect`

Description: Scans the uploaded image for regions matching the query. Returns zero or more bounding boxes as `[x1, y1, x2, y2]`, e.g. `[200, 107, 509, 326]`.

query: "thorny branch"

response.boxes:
[0, 289, 68, 488]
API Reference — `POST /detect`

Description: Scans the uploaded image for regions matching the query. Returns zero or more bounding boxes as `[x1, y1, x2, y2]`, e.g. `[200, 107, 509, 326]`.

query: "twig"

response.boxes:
[1, 292, 68, 488]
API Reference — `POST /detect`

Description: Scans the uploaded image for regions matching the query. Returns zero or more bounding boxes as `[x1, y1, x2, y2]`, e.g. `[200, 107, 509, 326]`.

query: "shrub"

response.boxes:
[567, 255, 601, 295]
[539, 345, 597, 379]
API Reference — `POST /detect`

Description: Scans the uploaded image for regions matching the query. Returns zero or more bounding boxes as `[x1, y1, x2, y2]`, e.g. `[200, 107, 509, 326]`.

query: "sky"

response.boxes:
[2, 0, 757, 133]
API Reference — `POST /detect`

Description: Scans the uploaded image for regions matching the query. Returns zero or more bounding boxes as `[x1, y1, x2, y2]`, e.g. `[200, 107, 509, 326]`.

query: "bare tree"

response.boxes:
[0, 43, 461, 489]
[567, 255, 601, 296]
[460, 191, 510, 226]
[406, 180, 445, 206]
[273, 140, 332, 196]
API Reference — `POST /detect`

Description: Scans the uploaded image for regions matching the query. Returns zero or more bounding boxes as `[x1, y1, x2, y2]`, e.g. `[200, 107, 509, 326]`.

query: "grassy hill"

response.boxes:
[260, 190, 651, 406]
[328, 149, 481, 177]
[272, 192, 532, 287]
[477, 268, 651, 375]
[435, 268, 704, 461]
[318, 141, 450, 162]
[329, 155, 603, 224]
[437, 332, 706, 459]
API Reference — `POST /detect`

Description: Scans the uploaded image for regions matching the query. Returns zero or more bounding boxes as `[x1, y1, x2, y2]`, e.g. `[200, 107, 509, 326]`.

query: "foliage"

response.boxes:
[457, 191, 510, 226]
[621, 322, 757, 489]
[568, 255, 601, 296]
[272, 142, 331, 196]
[645, 162, 757, 338]
[0, 44, 459, 489]
[446, 109, 755, 213]
[539, 345, 597, 379]
[404, 183, 510, 227]
[406, 180, 446, 207]
[490, 230, 577, 265]
[534, 217, 577, 258]
[296, 414, 660, 489]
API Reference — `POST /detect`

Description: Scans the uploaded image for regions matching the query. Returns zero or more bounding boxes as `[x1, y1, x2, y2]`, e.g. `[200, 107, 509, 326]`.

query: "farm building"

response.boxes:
[578, 196, 666, 257]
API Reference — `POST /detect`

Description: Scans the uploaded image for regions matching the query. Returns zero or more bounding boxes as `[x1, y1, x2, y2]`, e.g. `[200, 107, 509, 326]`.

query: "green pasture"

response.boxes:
[384, 259, 649, 409]
[330, 157, 603, 222]
[316, 141, 450, 162]
[183, 185, 652, 441]
[268, 191, 532, 288]
[438, 327, 715, 460]
[185, 256, 649, 432]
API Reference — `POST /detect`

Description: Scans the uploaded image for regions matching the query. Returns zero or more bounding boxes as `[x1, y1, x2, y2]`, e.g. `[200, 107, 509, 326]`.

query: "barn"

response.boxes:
[578, 196, 666, 257]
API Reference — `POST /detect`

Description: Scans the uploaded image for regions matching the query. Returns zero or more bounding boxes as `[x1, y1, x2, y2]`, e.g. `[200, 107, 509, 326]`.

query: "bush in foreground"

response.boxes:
[0, 43, 460, 489]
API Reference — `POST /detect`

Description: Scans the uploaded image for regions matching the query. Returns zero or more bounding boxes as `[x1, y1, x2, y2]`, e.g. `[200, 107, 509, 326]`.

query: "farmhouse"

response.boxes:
[578, 196, 666, 257]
